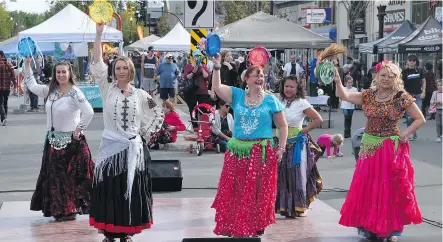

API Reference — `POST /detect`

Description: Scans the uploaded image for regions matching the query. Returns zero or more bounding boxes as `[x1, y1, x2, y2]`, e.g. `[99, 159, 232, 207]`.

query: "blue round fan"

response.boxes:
[206, 33, 221, 57]
[18, 37, 37, 57]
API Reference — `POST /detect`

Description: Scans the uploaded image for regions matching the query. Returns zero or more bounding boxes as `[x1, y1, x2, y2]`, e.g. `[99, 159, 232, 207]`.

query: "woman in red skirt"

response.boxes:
[335, 61, 425, 241]
[25, 58, 95, 221]
[210, 54, 288, 237]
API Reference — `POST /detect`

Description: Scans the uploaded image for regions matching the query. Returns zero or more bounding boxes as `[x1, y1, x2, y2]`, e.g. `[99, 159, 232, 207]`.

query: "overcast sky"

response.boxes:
[4, 0, 50, 14]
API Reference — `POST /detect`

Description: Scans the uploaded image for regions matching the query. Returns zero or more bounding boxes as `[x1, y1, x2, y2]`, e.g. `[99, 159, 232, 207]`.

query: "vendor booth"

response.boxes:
[215, 11, 331, 49]
[149, 23, 191, 51]
[124, 35, 160, 52]
[17, 4, 123, 110]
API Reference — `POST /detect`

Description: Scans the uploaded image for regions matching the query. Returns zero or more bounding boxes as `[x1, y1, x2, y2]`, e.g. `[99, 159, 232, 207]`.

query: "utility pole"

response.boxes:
[270, 0, 273, 15]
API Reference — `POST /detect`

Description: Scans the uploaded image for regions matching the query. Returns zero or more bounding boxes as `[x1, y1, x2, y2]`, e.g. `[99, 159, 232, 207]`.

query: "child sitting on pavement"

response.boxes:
[317, 133, 344, 158]
[148, 100, 186, 149]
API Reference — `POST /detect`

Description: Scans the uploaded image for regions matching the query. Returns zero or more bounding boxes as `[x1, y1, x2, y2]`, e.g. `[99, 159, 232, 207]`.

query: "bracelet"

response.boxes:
[213, 65, 221, 70]
[278, 146, 286, 151]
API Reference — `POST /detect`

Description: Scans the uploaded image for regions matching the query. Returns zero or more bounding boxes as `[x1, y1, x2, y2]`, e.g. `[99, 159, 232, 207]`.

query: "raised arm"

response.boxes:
[334, 67, 363, 105]
[211, 54, 232, 103]
[90, 23, 111, 93]
[23, 57, 49, 98]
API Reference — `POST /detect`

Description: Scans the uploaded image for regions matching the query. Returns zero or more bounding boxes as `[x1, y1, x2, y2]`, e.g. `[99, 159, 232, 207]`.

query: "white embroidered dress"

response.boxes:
[24, 74, 94, 149]
[89, 60, 163, 205]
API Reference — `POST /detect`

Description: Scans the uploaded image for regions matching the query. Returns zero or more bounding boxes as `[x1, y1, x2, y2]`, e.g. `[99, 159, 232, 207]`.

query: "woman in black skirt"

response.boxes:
[89, 23, 164, 242]
[25, 57, 95, 221]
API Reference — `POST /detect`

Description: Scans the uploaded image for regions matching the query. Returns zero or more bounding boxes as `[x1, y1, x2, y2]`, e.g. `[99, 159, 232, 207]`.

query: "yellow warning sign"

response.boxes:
[190, 28, 207, 64]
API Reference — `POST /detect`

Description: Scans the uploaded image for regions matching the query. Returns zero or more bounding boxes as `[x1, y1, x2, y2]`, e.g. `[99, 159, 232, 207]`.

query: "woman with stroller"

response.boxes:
[211, 53, 288, 237]
[275, 75, 323, 218]
[336, 60, 424, 242]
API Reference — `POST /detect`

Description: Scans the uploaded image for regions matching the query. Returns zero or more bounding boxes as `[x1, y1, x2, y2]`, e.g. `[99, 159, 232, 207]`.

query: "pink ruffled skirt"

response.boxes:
[339, 139, 422, 238]
[211, 142, 278, 237]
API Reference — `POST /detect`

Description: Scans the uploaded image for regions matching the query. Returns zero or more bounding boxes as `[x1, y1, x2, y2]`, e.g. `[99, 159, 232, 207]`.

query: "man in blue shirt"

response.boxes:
[154, 53, 179, 103]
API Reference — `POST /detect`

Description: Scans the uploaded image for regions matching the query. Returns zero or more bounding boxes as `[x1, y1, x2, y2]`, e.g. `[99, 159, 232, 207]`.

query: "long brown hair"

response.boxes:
[48, 62, 76, 95]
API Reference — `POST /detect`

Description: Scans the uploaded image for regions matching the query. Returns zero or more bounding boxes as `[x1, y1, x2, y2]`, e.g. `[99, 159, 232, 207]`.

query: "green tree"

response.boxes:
[0, 2, 13, 41]
[221, 0, 270, 25]
[44, 0, 120, 20]
[9, 11, 45, 37]
[156, 0, 170, 36]
[121, 10, 139, 45]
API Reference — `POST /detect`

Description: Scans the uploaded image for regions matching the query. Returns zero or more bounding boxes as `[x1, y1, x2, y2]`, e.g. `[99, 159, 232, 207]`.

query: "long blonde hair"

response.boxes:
[370, 61, 404, 91]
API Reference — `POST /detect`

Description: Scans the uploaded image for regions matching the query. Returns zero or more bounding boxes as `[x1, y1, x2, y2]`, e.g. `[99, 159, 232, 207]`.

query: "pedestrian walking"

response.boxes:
[430, 79, 442, 143]
[211, 54, 288, 237]
[275, 75, 323, 218]
[402, 55, 426, 140]
[89, 23, 164, 242]
[336, 60, 425, 242]
[0, 51, 16, 126]
[25, 57, 95, 222]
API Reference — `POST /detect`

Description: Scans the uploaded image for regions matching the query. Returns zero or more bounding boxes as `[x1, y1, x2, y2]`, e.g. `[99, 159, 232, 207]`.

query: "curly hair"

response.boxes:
[370, 61, 404, 91]
[279, 75, 305, 100]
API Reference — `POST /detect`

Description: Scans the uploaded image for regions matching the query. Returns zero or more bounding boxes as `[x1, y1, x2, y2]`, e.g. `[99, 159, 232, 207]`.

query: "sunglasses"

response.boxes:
[224, 104, 230, 108]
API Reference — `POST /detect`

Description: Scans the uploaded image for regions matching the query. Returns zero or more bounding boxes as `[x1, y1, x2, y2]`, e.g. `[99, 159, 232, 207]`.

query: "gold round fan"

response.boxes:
[89, 0, 114, 24]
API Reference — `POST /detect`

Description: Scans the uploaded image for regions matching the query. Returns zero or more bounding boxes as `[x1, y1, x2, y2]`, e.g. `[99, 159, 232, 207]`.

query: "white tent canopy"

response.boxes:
[124, 35, 161, 52]
[149, 23, 190, 51]
[215, 12, 331, 49]
[19, 4, 122, 43]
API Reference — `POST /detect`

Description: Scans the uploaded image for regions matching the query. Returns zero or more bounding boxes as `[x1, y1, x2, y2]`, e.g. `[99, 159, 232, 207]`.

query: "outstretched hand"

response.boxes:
[212, 53, 221, 66]
[96, 22, 105, 35]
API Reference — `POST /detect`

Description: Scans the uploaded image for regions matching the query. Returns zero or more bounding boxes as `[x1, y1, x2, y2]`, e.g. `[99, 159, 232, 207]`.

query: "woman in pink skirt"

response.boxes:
[335, 60, 425, 242]
[211, 54, 288, 237]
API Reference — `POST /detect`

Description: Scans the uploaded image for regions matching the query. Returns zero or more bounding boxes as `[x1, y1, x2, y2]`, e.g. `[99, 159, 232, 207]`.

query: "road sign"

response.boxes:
[184, 0, 214, 29]
[190, 29, 207, 64]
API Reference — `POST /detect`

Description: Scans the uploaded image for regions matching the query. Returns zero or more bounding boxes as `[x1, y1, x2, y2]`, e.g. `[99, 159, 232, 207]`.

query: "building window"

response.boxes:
[412, 1, 432, 24]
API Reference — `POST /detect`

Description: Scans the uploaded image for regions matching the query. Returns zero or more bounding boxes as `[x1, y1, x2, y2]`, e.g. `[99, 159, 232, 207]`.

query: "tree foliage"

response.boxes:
[156, 0, 170, 37]
[0, 2, 13, 41]
[343, 0, 372, 58]
[221, 0, 270, 25]
[9, 11, 45, 37]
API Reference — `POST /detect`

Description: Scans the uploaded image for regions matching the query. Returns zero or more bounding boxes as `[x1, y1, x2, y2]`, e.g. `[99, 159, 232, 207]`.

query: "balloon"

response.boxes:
[206, 33, 220, 57]
[248, 46, 269, 67]
[18, 37, 37, 58]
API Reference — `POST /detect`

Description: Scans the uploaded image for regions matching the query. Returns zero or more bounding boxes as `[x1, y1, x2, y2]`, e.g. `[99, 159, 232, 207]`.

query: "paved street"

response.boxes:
[0, 96, 441, 241]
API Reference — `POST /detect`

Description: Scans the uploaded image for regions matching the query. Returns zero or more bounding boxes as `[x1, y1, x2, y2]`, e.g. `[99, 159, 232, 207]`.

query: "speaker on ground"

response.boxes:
[150, 159, 183, 192]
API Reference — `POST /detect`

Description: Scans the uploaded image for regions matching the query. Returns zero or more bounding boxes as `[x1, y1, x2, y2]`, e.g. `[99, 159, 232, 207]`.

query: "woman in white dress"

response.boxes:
[275, 75, 324, 218]
[25, 58, 95, 221]
[89, 23, 164, 242]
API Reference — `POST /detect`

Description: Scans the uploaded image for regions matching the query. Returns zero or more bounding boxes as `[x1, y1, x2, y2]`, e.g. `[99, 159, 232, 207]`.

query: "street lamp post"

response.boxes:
[377, 1, 388, 61]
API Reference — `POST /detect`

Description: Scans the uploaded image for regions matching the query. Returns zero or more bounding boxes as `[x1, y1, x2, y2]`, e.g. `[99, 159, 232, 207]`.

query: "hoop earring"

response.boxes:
[245, 85, 249, 95]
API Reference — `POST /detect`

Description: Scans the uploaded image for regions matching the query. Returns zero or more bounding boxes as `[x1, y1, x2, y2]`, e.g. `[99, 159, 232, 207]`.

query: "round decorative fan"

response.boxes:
[206, 33, 221, 57]
[89, 0, 114, 24]
[249, 46, 269, 67]
[316, 61, 336, 85]
[18, 37, 37, 57]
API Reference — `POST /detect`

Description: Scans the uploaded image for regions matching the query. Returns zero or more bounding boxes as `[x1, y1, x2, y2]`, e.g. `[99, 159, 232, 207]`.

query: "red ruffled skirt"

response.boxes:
[339, 139, 422, 238]
[211, 142, 278, 237]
